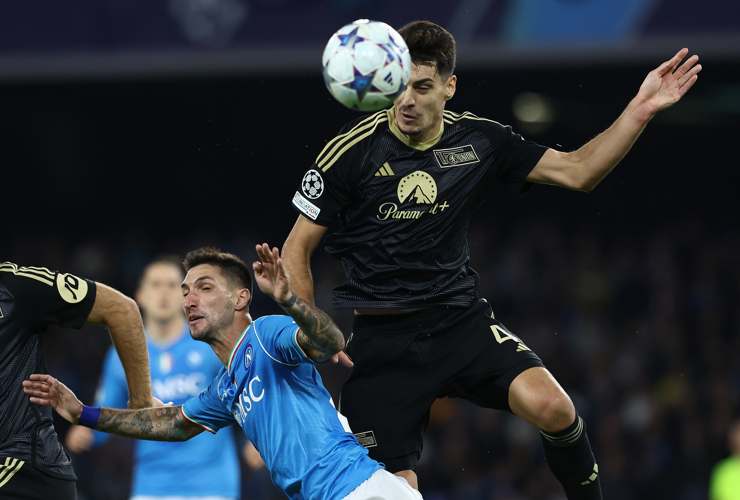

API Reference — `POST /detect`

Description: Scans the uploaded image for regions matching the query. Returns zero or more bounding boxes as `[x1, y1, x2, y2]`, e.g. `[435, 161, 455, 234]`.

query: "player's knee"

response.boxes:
[535, 393, 576, 433]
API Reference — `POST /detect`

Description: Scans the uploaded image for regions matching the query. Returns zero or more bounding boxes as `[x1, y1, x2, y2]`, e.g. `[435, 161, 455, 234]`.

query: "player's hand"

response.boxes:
[253, 243, 292, 304]
[329, 351, 354, 368]
[632, 48, 701, 119]
[65, 425, 94, 453]
[23, 374, 83, 424]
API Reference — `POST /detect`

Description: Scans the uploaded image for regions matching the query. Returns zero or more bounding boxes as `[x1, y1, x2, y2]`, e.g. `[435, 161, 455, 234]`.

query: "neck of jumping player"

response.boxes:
[390, 107, 444, 150]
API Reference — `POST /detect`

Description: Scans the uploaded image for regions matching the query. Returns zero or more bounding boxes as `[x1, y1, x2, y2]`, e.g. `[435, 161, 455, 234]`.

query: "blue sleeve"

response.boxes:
[253, 315, 308, 366]
[182, 373, 234, 434]
[91, 348, 128, 447]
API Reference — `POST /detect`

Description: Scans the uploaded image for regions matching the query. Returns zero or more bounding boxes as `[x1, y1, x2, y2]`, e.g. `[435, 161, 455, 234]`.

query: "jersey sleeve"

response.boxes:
[291, 114, 379, 226]
[0, 262, 96, 330]
[483, 120, 548, 190]
[253, 315, 308, 366]
[182, 373, 234, 434]
[91, 347, 129, 446]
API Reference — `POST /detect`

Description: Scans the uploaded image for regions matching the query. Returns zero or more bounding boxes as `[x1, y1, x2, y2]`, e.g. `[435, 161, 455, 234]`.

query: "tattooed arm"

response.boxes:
[278, 292, 345, 362]
[23, 374, 202, 441]
[95, 405, 202, 441]
[253, 243, 345, 363]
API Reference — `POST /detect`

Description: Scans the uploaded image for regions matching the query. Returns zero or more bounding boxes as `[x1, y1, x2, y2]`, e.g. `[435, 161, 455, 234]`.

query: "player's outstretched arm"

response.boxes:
[86, 283, 153, 408]
[23, 374, 201, 442]
[527, 48, 702, 192]
[282, 215, 328, 305]
[253, 243, 345, 363]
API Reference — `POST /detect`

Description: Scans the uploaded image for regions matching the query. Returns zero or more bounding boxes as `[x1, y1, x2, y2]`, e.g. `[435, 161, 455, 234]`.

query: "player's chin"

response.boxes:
[188, 322, 208, 339]
[398, 122, 422, 136]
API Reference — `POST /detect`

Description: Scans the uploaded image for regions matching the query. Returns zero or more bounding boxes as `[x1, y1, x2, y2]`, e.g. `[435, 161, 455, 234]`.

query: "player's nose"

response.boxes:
[396, 87, 414, 107]
[183, 294, 197, 309]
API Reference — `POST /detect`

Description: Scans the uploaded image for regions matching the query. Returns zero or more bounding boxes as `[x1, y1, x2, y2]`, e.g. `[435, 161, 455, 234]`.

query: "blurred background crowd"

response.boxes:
[2, 0, 739, 499]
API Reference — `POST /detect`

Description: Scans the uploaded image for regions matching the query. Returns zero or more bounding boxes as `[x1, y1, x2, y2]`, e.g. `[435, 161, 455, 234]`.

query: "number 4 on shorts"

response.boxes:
[489, 324, 531, 352]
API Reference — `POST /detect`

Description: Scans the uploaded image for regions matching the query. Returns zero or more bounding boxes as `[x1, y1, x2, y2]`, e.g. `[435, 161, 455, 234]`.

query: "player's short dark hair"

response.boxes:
[398, 20, 456, 77]
[182, 247, 252, 291]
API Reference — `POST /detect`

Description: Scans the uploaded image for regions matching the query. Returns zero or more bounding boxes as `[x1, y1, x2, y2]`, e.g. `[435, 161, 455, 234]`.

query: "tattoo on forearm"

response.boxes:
[97, 405, 197, 442]
[279, 293, 344, 359]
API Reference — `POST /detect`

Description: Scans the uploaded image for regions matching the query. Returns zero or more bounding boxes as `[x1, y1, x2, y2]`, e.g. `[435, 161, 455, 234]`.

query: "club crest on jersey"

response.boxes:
[244, 344, 254, 369]
[433, 144, 480, 168]
[301, 169, 324, 199]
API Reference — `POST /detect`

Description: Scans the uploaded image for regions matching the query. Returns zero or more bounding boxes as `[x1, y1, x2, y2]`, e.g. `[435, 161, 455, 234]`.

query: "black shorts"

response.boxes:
[339, 299, 544, 472]
[0, 457, 77, 500]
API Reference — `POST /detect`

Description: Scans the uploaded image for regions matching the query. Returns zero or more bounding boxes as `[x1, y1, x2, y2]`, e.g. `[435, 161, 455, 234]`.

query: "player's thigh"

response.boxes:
[340, 359, 436, 471]
[341, 314, 443, 472]
[448, 306, 544, 411]
[0, 458, 77, 500]
[343, 470, 423, 500]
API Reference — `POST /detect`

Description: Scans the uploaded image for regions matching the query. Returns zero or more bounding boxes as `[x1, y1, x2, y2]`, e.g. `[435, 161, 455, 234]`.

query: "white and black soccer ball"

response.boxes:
[322, 19, 411, 112]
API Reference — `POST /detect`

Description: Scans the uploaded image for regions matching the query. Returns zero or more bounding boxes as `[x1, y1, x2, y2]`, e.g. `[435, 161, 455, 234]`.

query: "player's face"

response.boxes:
[136, 263, 184, 323]
[181, 264, 238, 342]
[393, 62, 456, 140]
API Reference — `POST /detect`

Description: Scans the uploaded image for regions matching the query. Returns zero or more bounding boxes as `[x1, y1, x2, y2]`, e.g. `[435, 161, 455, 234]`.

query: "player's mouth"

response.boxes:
[188, 313, 205, 326]
[398, 111, 417, 125]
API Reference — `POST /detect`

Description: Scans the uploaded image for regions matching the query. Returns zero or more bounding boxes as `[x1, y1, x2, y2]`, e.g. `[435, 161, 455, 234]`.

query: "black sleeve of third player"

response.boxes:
[3, 264, 97, 330]
[488, 122, 548, 190]
[291, 134, 365, 227]
[291, 163, 352, 227]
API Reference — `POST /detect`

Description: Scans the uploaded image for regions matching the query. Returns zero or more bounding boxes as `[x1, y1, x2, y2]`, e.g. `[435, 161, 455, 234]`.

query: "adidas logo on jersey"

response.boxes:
[374, 162, 395, 177]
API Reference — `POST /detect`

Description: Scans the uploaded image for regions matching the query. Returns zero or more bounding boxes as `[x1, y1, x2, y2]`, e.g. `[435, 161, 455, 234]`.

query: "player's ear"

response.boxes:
[234, 288, 251, 312]
[445, 74, 457, 101]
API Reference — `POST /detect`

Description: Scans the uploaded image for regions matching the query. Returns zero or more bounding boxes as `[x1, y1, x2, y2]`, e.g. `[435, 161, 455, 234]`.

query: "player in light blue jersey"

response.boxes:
[24, 246, 422, 499]
[65, 257, 241, 500]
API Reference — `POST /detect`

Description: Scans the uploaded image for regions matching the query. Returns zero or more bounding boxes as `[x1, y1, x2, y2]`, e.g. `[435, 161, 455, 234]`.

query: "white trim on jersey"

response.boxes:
[252, 318, 299, 367]
[180, 406, 216, 434]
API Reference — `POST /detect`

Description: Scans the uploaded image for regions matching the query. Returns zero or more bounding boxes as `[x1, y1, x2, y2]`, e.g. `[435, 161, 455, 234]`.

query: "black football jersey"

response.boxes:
[0, 262, 96, 479]
[292, 108, 547, 309]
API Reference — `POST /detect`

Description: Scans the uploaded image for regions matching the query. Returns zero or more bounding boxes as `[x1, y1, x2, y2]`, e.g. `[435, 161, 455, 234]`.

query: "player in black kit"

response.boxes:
[0, 262, 152, 499]
[283, 21, 701, 500]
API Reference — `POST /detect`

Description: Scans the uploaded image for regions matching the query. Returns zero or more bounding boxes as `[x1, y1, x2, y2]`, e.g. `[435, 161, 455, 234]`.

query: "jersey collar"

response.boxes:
[227, 323, 251, 373]
[386, 107, 444, 151]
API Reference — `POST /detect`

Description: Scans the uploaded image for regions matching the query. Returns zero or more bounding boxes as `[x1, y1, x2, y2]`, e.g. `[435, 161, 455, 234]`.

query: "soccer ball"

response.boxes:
[322, 19, 411, 112]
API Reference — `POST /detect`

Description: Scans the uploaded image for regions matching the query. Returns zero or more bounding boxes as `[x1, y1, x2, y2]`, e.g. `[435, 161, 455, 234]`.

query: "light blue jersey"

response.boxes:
[183, 315, 381, 499]
[93, 325, 240, 498]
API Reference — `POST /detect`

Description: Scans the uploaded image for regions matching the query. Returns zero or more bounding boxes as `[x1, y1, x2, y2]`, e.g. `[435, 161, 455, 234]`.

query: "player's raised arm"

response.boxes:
[86, 283, 153, 408]
[253, 243, 344, 362]
[527, 48, 701, 192]
[23, 374, 201, 442]
[282, 216, 328, 305]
